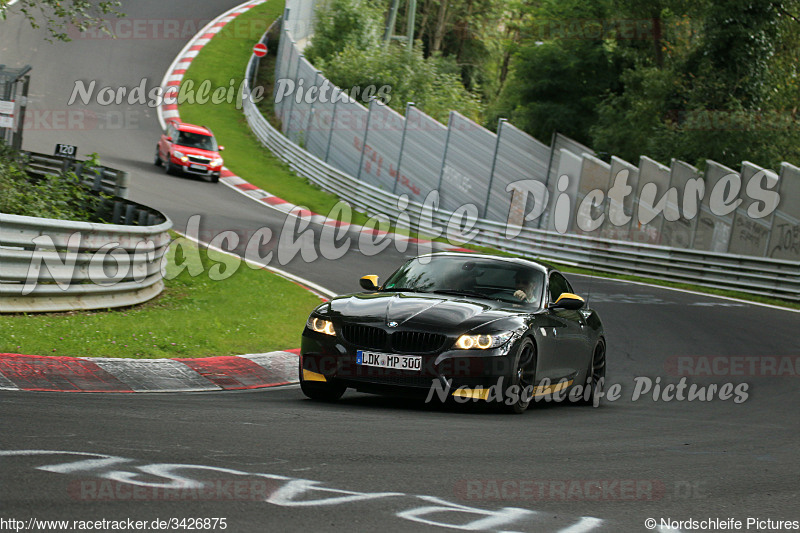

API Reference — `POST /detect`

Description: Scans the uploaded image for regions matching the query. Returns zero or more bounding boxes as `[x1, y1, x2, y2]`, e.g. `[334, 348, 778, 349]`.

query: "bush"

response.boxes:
[303, 0, 384, 65]
[319, 43, 483, 123]
[0, 142, 106, 222]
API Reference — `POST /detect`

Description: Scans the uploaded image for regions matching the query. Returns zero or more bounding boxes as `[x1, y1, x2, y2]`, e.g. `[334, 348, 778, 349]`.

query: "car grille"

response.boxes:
[188, 155, 211, 164]
[345, 373, 437, 388]
[341, 324, 387, 350]
[391, 331, 447, 354]
[341, 325, 447, 354]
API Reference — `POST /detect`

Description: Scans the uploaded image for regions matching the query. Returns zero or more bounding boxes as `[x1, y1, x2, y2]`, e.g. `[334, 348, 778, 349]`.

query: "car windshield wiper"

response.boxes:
[380, 287, 421, 292]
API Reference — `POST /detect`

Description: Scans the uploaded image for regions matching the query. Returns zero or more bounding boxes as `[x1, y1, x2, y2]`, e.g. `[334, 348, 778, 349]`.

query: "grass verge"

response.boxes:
[0, 235, 322, 358]
[178, 1, 798, 311]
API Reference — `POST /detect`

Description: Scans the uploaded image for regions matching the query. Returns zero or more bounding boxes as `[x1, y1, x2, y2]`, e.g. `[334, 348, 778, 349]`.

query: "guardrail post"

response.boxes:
[285, 49, 302, 138]
[115, 171, 130, 199]
[483, 118, 506, 218]
[392, 102, 414, 195]
[304, 70, 323, 141]
[357, 98, 376, 181]
[324, 96, 338, 163]
[539, 130, 559, 229]
[124, 204, 136, 225]
[435, 111, 455, 193]
[92, 168, 104, 192]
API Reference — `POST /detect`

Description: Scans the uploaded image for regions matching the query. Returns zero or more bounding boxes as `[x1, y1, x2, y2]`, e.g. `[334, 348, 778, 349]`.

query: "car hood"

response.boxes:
[327, 292, 530, 333]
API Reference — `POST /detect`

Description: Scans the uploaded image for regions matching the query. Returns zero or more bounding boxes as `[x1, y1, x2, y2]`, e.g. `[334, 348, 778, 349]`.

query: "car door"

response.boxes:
[538, 272, 590, 383]
[160, 124, 175, 160]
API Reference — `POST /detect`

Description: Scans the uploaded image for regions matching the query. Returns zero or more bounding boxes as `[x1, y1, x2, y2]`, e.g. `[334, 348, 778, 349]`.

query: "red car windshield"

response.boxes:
[176, 131, 217, 151]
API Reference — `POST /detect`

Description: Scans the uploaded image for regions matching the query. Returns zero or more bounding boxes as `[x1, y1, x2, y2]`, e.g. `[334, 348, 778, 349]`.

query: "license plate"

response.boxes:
[356, 350, 422, 371]
[189, 164, 206, 170]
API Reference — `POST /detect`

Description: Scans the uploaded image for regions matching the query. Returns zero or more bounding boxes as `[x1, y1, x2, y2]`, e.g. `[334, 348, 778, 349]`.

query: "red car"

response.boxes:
[155, 121, 225, 183]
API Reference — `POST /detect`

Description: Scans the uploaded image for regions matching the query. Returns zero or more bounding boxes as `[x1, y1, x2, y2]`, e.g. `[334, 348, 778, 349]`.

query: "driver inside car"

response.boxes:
[513, 271, 537, 302]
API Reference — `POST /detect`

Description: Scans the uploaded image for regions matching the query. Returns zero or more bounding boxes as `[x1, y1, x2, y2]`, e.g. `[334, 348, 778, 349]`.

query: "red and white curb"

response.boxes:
[158, 0, 268, 129]
[156, 0, 470, 255]
[0, 350, 300, 392]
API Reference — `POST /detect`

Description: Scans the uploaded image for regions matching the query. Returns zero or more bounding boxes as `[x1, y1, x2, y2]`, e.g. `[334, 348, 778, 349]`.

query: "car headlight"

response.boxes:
[307, 316, 336, 336]
[454, 331, 514, 350]
[211, 157, 223, 167]
[173, 150, 188, 163]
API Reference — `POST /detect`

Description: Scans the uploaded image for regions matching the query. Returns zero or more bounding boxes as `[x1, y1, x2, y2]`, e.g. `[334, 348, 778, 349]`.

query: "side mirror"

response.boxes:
[359, 275, 379, 291]
[548, 293, 585, 310]
[218, 145, 225, 151]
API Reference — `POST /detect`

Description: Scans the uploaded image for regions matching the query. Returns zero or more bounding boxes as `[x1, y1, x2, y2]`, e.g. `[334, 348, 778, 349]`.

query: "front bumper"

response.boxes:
[170, 157, 222, 177]
[300, 331, 518, 395]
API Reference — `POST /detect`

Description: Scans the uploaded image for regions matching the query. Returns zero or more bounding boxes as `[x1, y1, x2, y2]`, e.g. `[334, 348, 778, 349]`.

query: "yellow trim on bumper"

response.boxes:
[302, 369, 327, 382]
[452, 387, 491, 400]
[451, 379, 574, 401]
[533, 379, 573, 397]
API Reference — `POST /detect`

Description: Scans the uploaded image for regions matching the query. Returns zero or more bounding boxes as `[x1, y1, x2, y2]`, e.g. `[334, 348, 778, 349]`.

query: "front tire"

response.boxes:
[299, 360, 346, 402]
[164, 158, 176, 175]
[300, 379, 346, 401]
[154, 146, 162, 166]
[578, 340, 606, 406]
[501, 337, 537, 414]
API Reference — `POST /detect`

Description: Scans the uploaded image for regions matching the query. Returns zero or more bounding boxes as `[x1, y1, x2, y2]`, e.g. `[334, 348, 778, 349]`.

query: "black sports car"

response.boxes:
[299, 252, 606, 413]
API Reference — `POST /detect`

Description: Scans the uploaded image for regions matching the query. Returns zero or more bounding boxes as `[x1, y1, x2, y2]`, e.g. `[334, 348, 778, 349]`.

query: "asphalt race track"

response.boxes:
[1, 2, 799, 532]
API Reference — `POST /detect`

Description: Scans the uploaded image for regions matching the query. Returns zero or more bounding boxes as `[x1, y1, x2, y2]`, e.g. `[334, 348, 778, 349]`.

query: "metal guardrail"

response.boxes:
[242, 54, 800, 302]
[21, 151, 130, 199]
[0, 212, 172, 313]
[0, 155, 172, 312]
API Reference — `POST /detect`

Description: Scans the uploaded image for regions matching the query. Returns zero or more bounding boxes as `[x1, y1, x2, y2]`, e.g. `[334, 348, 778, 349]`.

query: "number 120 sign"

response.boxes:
[55, 144, 78, 158]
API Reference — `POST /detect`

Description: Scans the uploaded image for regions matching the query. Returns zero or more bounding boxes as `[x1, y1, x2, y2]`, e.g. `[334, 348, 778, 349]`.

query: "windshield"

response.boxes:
[382, 256, 545, 306]
[176, 131, 217, 151]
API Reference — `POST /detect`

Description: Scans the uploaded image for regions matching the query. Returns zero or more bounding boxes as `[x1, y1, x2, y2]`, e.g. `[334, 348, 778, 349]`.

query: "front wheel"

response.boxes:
[299, 360, 346, 402]
[577, 340, 606, 406]
[164, 158, 175, 175]
[300, 379, 346, 402]
[500, 338, 537, 414]
[154, 146, 162, 166]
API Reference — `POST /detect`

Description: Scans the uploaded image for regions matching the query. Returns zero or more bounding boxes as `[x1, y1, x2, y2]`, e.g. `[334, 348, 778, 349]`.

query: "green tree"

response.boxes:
[306, 0, 482, 122]
[303, 0, 384, 64]
[318, 41, 482, 122]
[491, 0, 623, 144]
[0, 0, 123, 41]
[590, 0, 800, 169]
